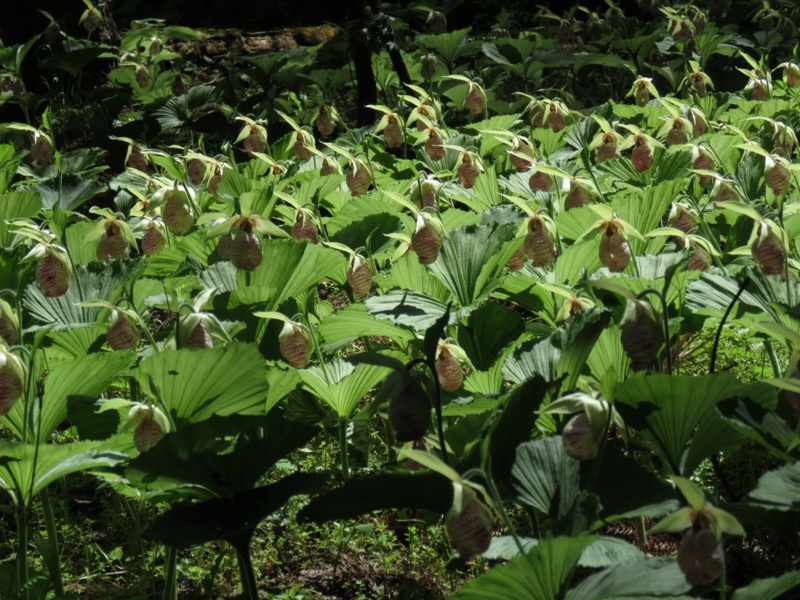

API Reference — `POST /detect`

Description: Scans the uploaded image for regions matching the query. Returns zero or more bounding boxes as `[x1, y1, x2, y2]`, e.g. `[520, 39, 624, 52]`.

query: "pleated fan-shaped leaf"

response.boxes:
[0, 190, 41, 246]
[731, 571, 800, 600]
[512, 436, 580, 518]
[23, 261, 139, 329]
[457, 302, 524, 371]
[748, 461, 800, 509]
[486, 535, 643, 568]
[377, 254, 451, 302]
[566, 557, 691, 600]
[615, 373, 743, 475]
[298, 355, 396, 419]
[299, 471, 454, 522]
[427, 209, 519, 307]
[416, 28, 472, 69]
[317, 304, 415, 349]
[0, 440, 129, 505]
[144, 473, 327, 548]
[366, 289, 474, 330]
[126, 414, 318, 500]
[134, 343, 269, 422]
[2, 350, 136, 439]
[503, 309, 609, 389]
[449, 535, 592, 600]
[231, 239, 347, 308]
[717, 392, 796, 460]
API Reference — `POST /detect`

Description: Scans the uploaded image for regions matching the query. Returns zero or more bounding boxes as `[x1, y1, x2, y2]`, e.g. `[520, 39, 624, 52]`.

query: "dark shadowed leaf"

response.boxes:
[731, 571, 800, 600]
[298, 471, 454, 522]
[126, 414, 318, 500]
[145, 473, 327, 547]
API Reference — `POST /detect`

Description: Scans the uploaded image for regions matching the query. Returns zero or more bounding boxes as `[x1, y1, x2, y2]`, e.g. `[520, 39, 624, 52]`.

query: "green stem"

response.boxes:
[408, 357, 449, 466]
[345, 288, 372, 351]
[586, 400, 615, 493]
[636, 288, 671, 374]
[304, 315, 330, 385]
[764, 339, 782, 378]
[162, 546, 178, 600]
[17, 502, 29, 600]
[234, 544, 259, 600]
[430, 359, 448, 466]
[338, 418, 350, 480]
[636, 515, 647, 547]
[381, 414, 396, 463]
[41, 489, 65, 597]
[709, 277, 750, 374]
[485, 467, 528, 561]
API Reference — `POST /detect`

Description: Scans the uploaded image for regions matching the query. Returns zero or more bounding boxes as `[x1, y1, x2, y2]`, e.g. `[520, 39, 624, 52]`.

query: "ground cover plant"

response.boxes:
[2, 0, 800, 597]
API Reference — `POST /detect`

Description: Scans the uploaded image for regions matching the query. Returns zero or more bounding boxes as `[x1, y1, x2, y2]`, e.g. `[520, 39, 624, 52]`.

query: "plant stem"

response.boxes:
[709, 277, 750, 374]
[764, 339, 782, 378]
[17, 502, 29, 600]
[636, 515, 647, 547]
[41, 489, 65, 597]
[485, 466, 528, 560]
[338, 418, 350, 480]
[429, 359, 448, 466]
[162, 545, 178, 600]
[305, 315, 330, 385]
[234, 544, 259, 600]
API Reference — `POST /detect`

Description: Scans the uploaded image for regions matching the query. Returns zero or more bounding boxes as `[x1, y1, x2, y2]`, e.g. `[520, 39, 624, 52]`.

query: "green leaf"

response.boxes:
[416, 28, 471, 65]
[748, 461, 800, 509]
[512, 437, 580, 518]
[126, 414, 318, 499]
[29, 174, 106, 210]
[717, 395, 797, 460]
[470, 165, 501, 212]
[556, 239, 603, 286]
[577, 537, 644, 568]
[39, 46, 111, 78]
[573, 53, 626, 73]
[145, 473, 327, 548]
[365, 289, 474, 331]
[609, 179, 686, 253]
[378, 254, 451, 302]
[317, 304, 415, 349]
[732, 571, 800, 600]
[22, 265, 97, 328]
[480, 377, 551, 489]
[150, 85, 223, 132]
[231, 240, 346, 308]
[298, 471, 454, 522]
[134, 343, 269, 422]
[299, 356, 395, 419]
[449, 536, 592, 600]
[566, 557, 691, 600]
[0, 190, 40, 245]
[503, 309, 609, 388]
[328, 212, 403, 255]
[485, 535, 644, 568]
[483, 536, 538, 560]
[615, 373, 742, 475]
[2, 351, 135, 440]
[584, 446, 678, 521]
[457, 303, 524, 371]
[428, 211, 518, 307]
[0, 440, 128, 504]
